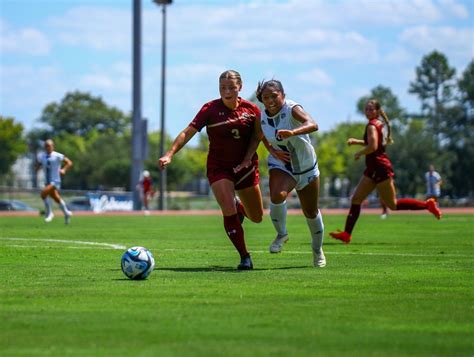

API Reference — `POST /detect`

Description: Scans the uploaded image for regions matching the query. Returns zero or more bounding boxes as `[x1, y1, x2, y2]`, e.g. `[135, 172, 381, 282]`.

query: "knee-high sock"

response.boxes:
[306, 210, 324, 253]
[270, 201, 288, 236]
[223, 214, 248, 258]
[344, 204, 361, 234]
[58, 199, 70, 215]
[43, 198, 52, 216]
[396, 198, 427, 210]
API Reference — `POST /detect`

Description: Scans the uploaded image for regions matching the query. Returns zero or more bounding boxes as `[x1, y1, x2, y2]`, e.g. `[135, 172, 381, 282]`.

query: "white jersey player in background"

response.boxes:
[36, 139, 73, 224]
[236, 79, 326, 267]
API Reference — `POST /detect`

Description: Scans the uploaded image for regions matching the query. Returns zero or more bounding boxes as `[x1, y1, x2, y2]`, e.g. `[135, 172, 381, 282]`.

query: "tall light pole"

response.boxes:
[153, 0, 172, 210]
[131, 0, 143, 211]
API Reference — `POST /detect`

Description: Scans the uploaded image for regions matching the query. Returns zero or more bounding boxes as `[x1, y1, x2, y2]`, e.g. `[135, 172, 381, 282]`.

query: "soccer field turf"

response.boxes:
[1, 213, 473, 356]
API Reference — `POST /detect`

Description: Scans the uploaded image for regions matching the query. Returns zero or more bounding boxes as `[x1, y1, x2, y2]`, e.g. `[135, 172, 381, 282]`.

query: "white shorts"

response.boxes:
[268, 156, 320, 191]
[46, 180, 61, 190]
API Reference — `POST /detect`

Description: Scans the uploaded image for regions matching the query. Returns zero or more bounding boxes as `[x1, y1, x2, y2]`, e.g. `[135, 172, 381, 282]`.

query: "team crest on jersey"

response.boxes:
[281, 113, 286, 119]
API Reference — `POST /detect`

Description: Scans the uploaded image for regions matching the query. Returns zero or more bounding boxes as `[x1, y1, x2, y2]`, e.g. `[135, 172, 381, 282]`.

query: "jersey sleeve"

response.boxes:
[189, 102, 212, 132]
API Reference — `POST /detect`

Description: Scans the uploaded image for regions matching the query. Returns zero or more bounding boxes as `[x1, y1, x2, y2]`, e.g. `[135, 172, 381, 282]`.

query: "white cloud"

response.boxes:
[296, 68, 333, 86]
[401, 26, 474, 58]
[0, 20, 50, 55]
[79, 62, 131, 92]
[47, 6, 130, 51]
[439, 0, 470, 19]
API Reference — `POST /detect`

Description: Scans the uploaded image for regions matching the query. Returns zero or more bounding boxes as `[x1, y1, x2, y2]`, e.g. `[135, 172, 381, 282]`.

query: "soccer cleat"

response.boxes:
[65, 211, 73, 225]
[269, 234, 289, 253]
[426, 198, 442, 220]
[235, 197, 245, 224]
[313, 248, 326, 268]
[237, 255, 253, 270]
[329, 230, 352, 244]
[45, 212, 54, 223]
[380, 213, 388, 220]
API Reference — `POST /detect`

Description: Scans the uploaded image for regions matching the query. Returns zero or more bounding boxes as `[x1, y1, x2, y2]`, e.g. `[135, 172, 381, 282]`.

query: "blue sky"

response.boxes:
[1, 0, 473, 143]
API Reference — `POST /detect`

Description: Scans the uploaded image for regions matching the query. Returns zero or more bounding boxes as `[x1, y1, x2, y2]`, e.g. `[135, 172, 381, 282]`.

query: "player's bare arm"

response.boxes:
[234, 117, 263, 173]
[158, 126, 197, 170]
[354, 125, 377, 160]
[347, 138, 365, 146]
[60, 157, 73, 175]
[276, 105, 317, 140]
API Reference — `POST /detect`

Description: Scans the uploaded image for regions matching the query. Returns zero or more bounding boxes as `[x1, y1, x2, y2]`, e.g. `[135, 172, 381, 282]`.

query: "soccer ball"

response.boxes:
[121, 246, 155, 280]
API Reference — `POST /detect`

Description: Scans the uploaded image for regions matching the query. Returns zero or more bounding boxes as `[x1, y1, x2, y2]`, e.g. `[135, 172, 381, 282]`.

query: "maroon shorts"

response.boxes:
[364, 165, 394, 183]
[207, 162, 260, 190]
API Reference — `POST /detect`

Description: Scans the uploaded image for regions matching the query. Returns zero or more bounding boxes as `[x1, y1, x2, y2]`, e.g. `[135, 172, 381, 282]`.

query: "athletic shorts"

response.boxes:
[207, 162, 259, 190]
[364, 166, 394, 184]
[268, 156, 320, 191]
[46, 180, 61, 190]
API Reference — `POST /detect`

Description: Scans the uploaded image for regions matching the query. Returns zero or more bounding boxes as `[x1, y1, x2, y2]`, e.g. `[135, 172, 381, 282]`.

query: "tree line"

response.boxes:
[1, 51, 473, 198]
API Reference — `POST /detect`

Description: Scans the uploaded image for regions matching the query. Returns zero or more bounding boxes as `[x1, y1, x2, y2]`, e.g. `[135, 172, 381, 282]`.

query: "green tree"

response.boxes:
[315, 122, 366, 198]
[446, 60, 474, 196]
[409, 51, 456, 145]
[0, 116, 27, 179]
[39, 91, 131, 137]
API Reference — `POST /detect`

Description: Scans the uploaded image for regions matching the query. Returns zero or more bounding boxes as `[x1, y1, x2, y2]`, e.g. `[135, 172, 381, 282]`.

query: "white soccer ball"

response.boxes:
[121, 246, 155, 280]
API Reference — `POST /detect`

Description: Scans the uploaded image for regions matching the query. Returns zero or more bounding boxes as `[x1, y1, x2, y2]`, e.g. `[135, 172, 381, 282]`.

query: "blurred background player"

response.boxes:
[425, 164, 443, 201]
[36, 139, 73, 224]
[236, 79, 326, 268]
[158, 70, 263, 270]
[330, 99, 442, 244]
[137, 170, 155, 215]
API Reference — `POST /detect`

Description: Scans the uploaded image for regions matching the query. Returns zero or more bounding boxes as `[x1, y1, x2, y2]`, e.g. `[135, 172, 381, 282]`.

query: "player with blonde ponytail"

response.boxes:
[330, 99, 442, 244]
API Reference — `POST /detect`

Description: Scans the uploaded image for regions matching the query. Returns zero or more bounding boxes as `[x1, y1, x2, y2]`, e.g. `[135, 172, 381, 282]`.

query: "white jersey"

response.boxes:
[37, 151, 65, 184]
[261, 99, 317, 174]
[425, 171, 442, 196]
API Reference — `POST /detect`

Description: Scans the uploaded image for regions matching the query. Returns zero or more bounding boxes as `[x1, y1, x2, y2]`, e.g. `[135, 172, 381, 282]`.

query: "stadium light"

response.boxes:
[153, 0, 172, 210]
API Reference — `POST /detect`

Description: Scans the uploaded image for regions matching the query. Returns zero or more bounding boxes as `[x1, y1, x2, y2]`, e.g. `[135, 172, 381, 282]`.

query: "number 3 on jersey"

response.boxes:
[231, 129, 240, 139]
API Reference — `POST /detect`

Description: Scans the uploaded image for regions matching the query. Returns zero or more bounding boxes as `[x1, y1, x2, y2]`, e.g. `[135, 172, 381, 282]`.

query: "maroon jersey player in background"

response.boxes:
[330, 99, 442, 244]
[158, 70, 263, 270]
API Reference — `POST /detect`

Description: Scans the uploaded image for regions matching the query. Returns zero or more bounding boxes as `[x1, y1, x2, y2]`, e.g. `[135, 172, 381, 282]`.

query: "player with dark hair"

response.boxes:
[235, 79, 326, 267]
[158, 70, 263, 270]
[329, 99, 442, 244]
[36, 139, 73, 224]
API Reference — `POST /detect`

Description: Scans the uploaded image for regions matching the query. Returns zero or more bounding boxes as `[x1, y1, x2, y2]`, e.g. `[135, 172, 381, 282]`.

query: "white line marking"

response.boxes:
[1, 238, 470, 258]
[159, 248, 472, 258]
[0, 237, 126, 250]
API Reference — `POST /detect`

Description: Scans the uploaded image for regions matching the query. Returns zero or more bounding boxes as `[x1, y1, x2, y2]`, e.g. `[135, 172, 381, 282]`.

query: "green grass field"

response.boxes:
[1, 213, 473, 356]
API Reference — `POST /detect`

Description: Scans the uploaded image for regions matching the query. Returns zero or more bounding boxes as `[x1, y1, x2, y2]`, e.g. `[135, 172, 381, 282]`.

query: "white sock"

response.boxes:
[270, 201, 288, 236]
[59, 199, 70, 215]
[43, 198, 52, 216]
[306, 210, 324, 253]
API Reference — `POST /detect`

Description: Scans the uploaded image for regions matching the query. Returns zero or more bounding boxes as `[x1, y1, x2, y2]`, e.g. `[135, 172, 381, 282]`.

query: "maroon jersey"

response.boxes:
[189, 98, 260, 169]
[141, 177, 153, 192]
[364, 119, 393, 172]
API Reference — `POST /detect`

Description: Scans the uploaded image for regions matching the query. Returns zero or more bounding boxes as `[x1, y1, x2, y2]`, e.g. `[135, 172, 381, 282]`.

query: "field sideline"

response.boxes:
[1, 213, 473, 356]
[1, 206, 473, 217]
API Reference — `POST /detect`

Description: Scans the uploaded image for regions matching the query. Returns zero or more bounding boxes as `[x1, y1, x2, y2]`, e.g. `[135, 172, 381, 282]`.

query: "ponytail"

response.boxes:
[379, 108, 393, 145]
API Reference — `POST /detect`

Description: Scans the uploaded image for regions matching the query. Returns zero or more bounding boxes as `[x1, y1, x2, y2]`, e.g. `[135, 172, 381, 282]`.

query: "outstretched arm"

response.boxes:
[60, 157, 72, 175]
[158, 126, 198, 170]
